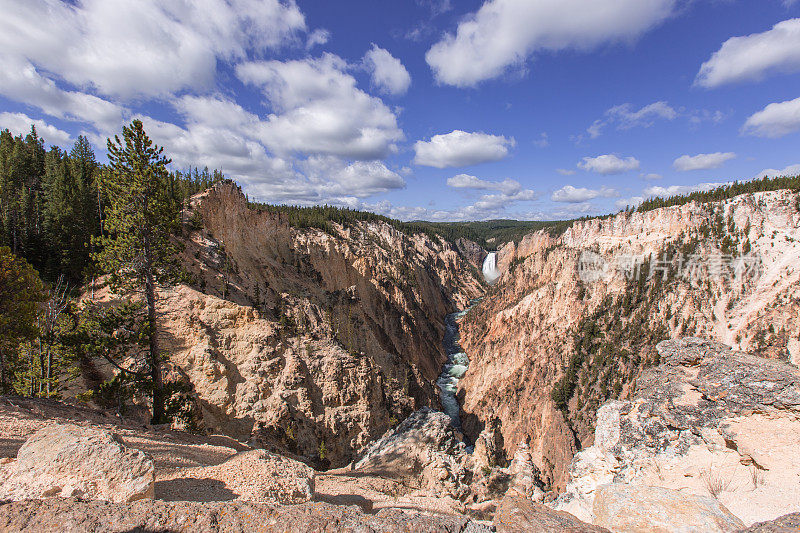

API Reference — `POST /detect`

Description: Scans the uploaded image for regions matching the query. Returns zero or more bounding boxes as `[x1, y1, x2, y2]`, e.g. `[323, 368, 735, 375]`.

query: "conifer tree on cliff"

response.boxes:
[94, 120, 178, 424]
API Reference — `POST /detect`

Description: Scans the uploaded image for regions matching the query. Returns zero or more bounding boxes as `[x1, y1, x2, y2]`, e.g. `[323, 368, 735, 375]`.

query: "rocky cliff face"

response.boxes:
[553, 337, 800, 527]
[89, 182, 484, 469]
[457, 190, 800, 490]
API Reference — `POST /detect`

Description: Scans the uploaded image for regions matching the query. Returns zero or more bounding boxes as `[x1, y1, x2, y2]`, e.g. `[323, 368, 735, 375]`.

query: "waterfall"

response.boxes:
[482, 252, 500, 284]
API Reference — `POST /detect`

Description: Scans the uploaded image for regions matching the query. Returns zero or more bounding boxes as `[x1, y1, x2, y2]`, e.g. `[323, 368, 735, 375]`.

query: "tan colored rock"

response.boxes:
[83, 181, 485, 470]
[742, 513, 800, 532]
[593, 484, 745, 533]
[158, 449, 314, 504]
[508, 440, 543, 501]
[553, 338, 800, 526]
[0, 423, 154, 503]
[0, 497, 492, 533]
[457, 190, 800, 491]
[472, 417, 506, 469]
[353, 408, 471, 500]
[494, 492, 608, 533]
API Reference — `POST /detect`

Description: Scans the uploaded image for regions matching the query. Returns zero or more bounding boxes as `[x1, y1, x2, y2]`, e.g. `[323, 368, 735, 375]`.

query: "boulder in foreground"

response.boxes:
[0, 423, 154, 503]
[494, 491, 608, 533]
[158, 449, 314, 504]
[593, 484, 745, 533]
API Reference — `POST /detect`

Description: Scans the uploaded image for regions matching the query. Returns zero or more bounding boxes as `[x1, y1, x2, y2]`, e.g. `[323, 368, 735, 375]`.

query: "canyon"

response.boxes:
[2, 184, 800, 531]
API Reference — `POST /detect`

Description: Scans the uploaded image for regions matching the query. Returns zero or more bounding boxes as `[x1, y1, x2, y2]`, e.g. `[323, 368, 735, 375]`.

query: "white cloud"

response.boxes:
[556, 168, 577, 176]
[425, 0, 676, 87]
[696, 19, 800, 88]
[417, 0, 453, 16]
[142, 109, 406, 205]
[362, 45, 411, 96]
[578, 154, 640, 175]
[741, 96, 800, 138]
[237, 55, 404, 160]
[673, 152, 736, 172]
[551, 202, 597, 218]
[587, 101, 677, 138]
[0, 0, 307, 100]
[641, 173, 663, 180]
[551, 185, 617, 203]
[533, 132, 549, 148]
[413, 130, 515, 168]
[0, 112, 72, 146]
[644, 182, 725, 197]
[362, 186, 536, 222]
[0, 54, 125, 134]
[615, 196, 645, 209]
[753, 163, 800, 179]
[447, 174, 522, 194]
[306, 28, 330, 50]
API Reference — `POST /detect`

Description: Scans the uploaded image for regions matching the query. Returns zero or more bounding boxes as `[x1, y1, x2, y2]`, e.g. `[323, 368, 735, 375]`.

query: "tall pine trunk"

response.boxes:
[0, 347, 6, 394]
[143, 237, 165, 425]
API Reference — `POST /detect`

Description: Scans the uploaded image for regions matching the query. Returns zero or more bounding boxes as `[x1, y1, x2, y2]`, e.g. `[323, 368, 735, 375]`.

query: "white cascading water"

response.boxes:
[482, 252, 500, 284]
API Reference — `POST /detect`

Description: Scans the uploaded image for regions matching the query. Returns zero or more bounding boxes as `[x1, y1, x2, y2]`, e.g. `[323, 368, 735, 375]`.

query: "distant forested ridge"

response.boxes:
[251, 201, 573, 249]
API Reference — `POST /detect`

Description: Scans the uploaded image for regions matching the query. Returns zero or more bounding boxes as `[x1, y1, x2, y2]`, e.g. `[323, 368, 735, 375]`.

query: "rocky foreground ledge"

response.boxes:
[1, 337, 800, 532]
[553, 337, 800, 529]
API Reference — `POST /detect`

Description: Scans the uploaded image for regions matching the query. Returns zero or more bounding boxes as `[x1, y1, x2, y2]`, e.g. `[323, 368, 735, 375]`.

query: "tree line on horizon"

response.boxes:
[635, 175, 800, 213]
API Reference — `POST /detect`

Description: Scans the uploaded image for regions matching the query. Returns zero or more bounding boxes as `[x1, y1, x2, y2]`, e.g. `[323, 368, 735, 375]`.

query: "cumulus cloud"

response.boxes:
[362, 187, 536, 222]
[237, 54, 404, 160]
[578, 154, 640, 175]
[0, 54, 125, 133]
[741, 96, 800, 138]
[551, 185, 618, 203]
[753, 163, 800, 179]
[587, 101, 678, 138]
[413, 130, 515, 168]
[533, 132, 549, 148]
[362, 45, 412, 96]
[641, 173, 663, 180]
[0, 0, 307, 100]
[556, 168, 577, 176]
[644, 182, 726, 197]
[615, 196, 645, 209]
[306, 28, 330, 50]
[673, 152, 736, 172]
[0, 112, 72, 146]
[447, 174, 522, 194]
[425, 0, 676, 87]
[696, 19, 800, 88]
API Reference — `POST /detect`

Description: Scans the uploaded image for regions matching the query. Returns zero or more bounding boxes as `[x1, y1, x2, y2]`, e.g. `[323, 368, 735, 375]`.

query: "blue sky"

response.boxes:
[1, 0, 799, 220]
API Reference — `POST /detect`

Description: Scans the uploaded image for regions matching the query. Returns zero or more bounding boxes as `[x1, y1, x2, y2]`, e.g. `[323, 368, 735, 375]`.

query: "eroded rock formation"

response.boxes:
[84, 181, 484, 468]
[553, 337, 800, 527]
[457, 190, 800, 489]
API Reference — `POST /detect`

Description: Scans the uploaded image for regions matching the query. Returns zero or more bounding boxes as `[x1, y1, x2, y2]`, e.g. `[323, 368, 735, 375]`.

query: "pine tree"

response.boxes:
[94, 120, 179, 424]
[0, 247, 46, 393]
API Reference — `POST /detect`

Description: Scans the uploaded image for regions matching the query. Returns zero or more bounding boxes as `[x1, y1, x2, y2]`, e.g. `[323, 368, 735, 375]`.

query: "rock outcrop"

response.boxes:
[352, 407, 472, 500]
[457, 190, 800, 489]
[742, 513, 800, 532]
[553, 338, 800, 526]
[0, 497, 492, 533]
[0, 424, 154, 503]
[494, 492, 607, 533]
[83, 181, 484, 468]
[158, 449, 314, 504]
[592, 484, 744, 533]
